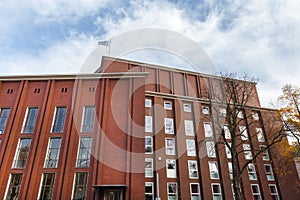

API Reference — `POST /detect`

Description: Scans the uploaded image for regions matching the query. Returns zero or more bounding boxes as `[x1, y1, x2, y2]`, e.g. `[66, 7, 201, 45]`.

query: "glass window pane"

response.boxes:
[13, 138, 32, 168]
[23, 107, 38, 133]
[5, 174, 23, 200]
[76, 137, 92, 168]
[81, 106, 95, 132]
[52, 107, 66, 133]
[0, 108, 10, 134]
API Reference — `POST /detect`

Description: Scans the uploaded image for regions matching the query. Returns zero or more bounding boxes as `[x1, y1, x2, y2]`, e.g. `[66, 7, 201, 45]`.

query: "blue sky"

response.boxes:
[0, 0, 299, 107]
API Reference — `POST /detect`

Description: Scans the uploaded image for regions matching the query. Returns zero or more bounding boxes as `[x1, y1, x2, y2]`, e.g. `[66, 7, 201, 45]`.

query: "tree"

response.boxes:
[211, 73, 286, 200]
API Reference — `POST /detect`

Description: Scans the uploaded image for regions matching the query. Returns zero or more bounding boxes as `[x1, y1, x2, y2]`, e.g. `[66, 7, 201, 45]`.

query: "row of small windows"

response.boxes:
[0, 106, 95, 134]
[4, 172, 88, 200]
[11, 137, 92, 169]
[145, 182, 279, 200]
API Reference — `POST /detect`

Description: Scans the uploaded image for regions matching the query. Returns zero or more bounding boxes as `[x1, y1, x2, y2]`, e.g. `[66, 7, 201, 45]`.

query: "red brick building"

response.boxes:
[0, 56, 299, 199]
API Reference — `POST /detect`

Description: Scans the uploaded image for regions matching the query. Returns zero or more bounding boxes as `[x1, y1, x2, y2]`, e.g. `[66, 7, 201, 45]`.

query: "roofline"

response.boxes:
[0, 72, 148, 81]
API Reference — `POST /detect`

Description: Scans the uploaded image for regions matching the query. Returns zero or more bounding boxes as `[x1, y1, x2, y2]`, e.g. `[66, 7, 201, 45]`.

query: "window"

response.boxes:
[167, 182, 178, 200]
[260, 145, 270, 161]
[164, 101, 172, 110]
[256, 128, 265, 142]
[185, 120, 194, 136]
[265, 164, 275, 181]
[202, 106, 209, 114]
[22, 107, 38, 133]
[51, 107, 66, 133]
[145, 116, 153, 133]
[184, 104, 192, 112]
[237, 110, 244, 119]
[225, 143, 232, 158]
[243, 144, 252, 160]
[211, 183, 222, 200]
[220, 108, 226, 117]
[251, 184, 262, 200]
[186, 139, 196, 156]
[145, 136, 153, 154]
[145, 158, 153, 178]
[76, 137, 92, 168]
[166, 138, 176, 155]
[228, 162, 233, 179]
[5, 174, 23, 200]
[188, 160, 199, 179]
[223, 125, 231, 139]
[145, 99, 152, 107]
[38, 173, 55, 200]
[239, 126, 248, 140]
[12, 138, 31, 168]
[204, 123, 213, 137]
[190, 183, 201, 200]
[80, 106, 95, 132]
[44, 138, 62, 168]
[72, 172, 88, 200]
[166, 159, 176, 178]
[209, 161, 219, 179]
[145, 182, 154, 200]
[165, 118, 174, 134]
[206, 141, 216, 158]
[269, 184, 280, 200]
[248, 163, 257, 180]
[252, 112, 259, 120]
[0, 108, 10, 134]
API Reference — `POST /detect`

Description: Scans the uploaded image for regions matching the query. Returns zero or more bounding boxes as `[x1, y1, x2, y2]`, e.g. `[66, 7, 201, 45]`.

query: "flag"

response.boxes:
[98, 40, 109, 47]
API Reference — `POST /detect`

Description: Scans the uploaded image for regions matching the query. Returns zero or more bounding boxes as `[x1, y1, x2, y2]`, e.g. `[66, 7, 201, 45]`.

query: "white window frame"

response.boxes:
[21, 107, 38, 133]
[80, 106, 95, 133]
[211, 183, 222, 200]
[145, 99, 152, 107]
[269, 184, 280, 200]
[204, 122, 214, 138]
[184, 104, 192, 112]
[165, 138, 176, 155]
[165, 118, 174, 134]
[186, 139, 196, 157]
[209, 161, 219, 179]
[225, 143, 232, 158]
[12, 138, 32, 168]
[247, 163, 257, 180]
[256, 128, 265, 142]
[164, 101, 172, 110]
[145, 116, 153, 133]
[44, 137, 62, 168]
[202, 106, 210, 114]
[166, 159, 177, 178]
[260, 145, 270, 161]
[228, 162, 233, 180]
[220, 108, 226, 117]
[76, 137, 92, 168]
[239, 126, 248, 141]
[223, 125, 231, 139]
[4, 173, 23, 200]
[145, 158, 153, 178]
[251, 184, 262, 200]
[71, 172, 88, 200]
[190, 183, 201, 200]
[265, 164, 275, 181]
[237, 110, 244, 119]
[243, 144, 252, 160]
[51, 107, 67, 133]
[145, 182, 154, 200]
[167, 182, 178, 200]
[38, 173, 56, 200]
[0, 108, 10, 134]
[145, 136, 153, 154]
[188, 160, 199, 179]
[206, 141, 216, 158]
[185, 120, 195, 136]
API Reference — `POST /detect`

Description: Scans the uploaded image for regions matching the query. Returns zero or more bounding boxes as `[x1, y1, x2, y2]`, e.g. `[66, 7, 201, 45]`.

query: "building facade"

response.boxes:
[0, 56, 299, 199]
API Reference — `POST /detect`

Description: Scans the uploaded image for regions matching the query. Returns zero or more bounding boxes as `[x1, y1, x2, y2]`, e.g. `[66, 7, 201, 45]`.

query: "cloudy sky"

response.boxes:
[0, 0, 299, 107]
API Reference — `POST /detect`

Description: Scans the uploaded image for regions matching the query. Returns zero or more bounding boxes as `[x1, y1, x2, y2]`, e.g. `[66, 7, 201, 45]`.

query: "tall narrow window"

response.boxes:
[12, 138, 31, 168]
[145, 158, 153, 178]
[206, 141, 216, 158]
[80, 106, 95, 132]
[190, 183, 201, 200]
[165, 138, 176, 155]
[0, 108, 10, 134]
[188, 160, 199, 179]
[247, 163, 257, 180]
[165, 118, 174, 134]
[76, 137, 92, 168]
[166, 159, 176, 178]
[22, 107, 38, 133]
[72, 172, 88, 200]
[145, 136, 153, 154]
[185, 120, 194, 136]
[243, 144, 252, 160]
[204, 123, 213, 137]
[265, 164, 275, 181]
[184, 104, 192, 112]
[51, 107, 66, 133]
[239, 126, 248, 141]
[260, 145, 270, 161]
[211, 184, 222, 200]
[220, 108, 226, 117]
[38, 173, 55, 200]
[228, 162, 233, 180]
[167, 183, 178, 200]
[251, 184, 262, 200]
[256, 128, 265, 142]
[186, 139, 196, 156]
[225, 143, 232, 158]
[44, 138, 62, 168]
[5, 174, 23, 200]
[223, 125, 231, 139]
[145, 182, 154, 200]
[145, 116, 153, 133]
[209, 161, 219, 179]
[269, 184, 280, 200]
